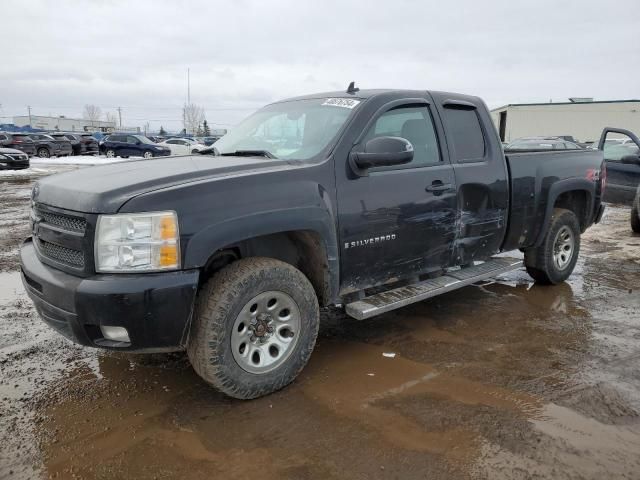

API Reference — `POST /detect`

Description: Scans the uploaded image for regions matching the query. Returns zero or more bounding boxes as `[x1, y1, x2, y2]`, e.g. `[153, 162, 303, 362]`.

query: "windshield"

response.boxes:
[135, 135, 155, 145]
[213, 97, 359, 160]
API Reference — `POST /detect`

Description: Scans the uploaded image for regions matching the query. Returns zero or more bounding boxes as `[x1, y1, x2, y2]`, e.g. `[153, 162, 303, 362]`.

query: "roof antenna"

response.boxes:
[346, 81, 359, 94]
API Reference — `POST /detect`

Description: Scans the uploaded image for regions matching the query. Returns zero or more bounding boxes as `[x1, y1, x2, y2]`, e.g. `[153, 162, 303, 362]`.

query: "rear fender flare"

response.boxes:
[533, 178, 595, 247]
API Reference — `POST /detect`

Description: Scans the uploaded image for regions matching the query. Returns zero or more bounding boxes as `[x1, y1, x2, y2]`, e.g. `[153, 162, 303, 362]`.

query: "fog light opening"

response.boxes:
[100, 326, 131, 343]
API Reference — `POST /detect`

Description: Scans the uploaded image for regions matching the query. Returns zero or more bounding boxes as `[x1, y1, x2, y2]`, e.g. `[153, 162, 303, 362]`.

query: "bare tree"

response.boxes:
[183, 103, 205, 135]
[105, 111, 118, 127]
[83, 104, 102, 125]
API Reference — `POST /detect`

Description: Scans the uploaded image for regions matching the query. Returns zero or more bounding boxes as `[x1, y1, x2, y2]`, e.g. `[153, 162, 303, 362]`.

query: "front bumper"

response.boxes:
[20, 239, 199, 352]
[0, 160, 29, 170]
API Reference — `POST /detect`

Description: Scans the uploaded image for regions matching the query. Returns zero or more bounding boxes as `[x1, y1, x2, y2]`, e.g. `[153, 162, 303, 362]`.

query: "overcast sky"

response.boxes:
[1, 0, 638, 132]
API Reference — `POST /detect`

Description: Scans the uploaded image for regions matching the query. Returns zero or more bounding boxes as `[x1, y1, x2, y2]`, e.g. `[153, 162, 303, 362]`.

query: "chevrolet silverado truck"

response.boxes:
[21, 85, 606, 399]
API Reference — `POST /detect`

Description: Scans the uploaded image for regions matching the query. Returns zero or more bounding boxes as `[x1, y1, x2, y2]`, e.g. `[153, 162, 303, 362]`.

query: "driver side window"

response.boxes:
[364, 105, 441, 169]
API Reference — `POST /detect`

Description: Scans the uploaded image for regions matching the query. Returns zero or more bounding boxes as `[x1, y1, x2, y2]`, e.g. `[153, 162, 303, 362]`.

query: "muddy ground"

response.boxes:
[1, 168, 639, 479]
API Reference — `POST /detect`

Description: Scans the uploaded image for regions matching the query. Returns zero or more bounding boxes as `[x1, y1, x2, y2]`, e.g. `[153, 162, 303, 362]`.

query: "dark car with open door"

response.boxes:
[597, 128, 640, 205]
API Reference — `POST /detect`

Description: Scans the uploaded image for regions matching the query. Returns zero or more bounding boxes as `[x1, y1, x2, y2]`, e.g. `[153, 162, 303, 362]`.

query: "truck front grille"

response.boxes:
[35, 207, 87, 232]
[32, 203, 92, 272]
[36, 238, 85, 267]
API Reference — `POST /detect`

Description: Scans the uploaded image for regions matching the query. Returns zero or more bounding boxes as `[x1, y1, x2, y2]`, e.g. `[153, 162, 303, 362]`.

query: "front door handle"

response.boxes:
[426, 181, 453, 194]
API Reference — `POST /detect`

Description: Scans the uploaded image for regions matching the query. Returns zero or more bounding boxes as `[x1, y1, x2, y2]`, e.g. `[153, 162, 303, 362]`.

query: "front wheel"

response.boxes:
[524, 208, 581, 284]
[631, 204, 640, 233]
[106, 149, 116, 158]
[188, 257, 319, 399]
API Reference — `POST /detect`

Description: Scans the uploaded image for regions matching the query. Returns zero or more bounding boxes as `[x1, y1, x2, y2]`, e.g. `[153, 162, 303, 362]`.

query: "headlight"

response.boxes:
[95, 211, 180, 273]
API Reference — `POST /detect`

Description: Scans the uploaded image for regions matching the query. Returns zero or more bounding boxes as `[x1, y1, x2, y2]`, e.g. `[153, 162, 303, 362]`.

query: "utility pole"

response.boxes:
[28, 105, 32, 128]
[117, 107, 122, 128]
[187, 68, 191, 105]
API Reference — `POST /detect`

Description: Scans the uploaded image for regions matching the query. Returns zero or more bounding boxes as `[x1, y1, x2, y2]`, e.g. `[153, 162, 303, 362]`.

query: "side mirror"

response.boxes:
[351, 136, 414, 171]
[621, 154, 640, 166]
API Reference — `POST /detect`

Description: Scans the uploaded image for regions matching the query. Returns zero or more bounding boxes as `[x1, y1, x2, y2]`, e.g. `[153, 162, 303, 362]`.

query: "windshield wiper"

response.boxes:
[219, 149, 277, 159]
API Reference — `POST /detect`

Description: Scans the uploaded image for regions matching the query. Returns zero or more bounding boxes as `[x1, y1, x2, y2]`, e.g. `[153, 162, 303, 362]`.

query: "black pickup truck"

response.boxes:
[21, 86, 606, 399]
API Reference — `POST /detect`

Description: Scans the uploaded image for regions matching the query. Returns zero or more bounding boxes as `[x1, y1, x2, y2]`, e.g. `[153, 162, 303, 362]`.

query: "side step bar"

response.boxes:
[345, 257, 522, 320]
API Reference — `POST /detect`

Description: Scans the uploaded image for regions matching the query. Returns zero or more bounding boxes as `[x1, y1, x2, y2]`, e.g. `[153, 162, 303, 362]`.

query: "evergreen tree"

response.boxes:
[159, 126, 167, 136]
[203, 119, 211, 136]
[196, 123, 203, 136]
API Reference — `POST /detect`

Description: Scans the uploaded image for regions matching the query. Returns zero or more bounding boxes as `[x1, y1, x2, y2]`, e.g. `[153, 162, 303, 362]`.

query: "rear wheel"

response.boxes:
[187, 257, 319, 399]
[524, 208, 581, 284]
[37, 147, 50, 158]
[106, 149, 116, 158]
[143, 151, 154, 159]
[631, 204, 640, 233]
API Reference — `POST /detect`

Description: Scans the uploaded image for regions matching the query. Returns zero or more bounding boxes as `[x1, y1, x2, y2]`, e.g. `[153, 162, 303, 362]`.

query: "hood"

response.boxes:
[33, 155, 294, 214]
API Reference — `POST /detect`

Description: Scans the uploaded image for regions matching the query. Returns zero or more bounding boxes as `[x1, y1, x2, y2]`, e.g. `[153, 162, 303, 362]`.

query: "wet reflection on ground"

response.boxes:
[1, 174, 639, 479]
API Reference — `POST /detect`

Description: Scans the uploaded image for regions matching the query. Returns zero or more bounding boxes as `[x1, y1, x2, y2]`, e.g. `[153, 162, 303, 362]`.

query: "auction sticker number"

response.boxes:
[322, 98, 361, 109]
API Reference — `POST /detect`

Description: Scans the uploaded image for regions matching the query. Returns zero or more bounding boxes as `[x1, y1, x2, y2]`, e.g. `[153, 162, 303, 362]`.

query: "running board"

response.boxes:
[345, 257, 522, 320]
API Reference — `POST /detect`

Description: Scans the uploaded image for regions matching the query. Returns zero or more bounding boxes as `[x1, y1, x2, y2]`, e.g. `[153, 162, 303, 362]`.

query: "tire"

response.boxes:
[143, 151, 154, 159]
[191, 149, 198, 154]
[631, 204, 640, 233]
[106, 149, 116, 158]
[37, 147, 50, 158]
[524, 208, 581, 285]
[187, 257, 319, 399]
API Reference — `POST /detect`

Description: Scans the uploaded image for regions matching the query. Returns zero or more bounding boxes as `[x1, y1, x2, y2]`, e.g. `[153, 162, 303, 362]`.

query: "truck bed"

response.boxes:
[502, 149, 604, 252]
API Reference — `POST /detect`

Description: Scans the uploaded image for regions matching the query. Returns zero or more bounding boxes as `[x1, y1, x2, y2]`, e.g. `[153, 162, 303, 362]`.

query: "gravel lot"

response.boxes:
[1, 166, 639, 479]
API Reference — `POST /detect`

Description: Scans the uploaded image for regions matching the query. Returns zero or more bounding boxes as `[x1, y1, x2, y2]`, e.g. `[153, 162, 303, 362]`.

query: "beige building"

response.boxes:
[13, 115, 117, 132]
[490, 99, 640, 144]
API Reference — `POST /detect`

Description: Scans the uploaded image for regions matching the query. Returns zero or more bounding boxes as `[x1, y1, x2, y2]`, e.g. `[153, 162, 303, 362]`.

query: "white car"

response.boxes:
[158, 138, 208, 155]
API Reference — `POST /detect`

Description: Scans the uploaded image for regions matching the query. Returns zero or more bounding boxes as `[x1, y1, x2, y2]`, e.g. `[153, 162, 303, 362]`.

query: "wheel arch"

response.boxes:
[185, 210, 339, 306]
[534, 179, 595, 247]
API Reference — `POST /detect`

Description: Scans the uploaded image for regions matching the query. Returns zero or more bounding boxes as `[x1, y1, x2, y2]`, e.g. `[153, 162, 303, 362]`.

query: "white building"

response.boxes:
[13, 115, 117, 132]
[490, 99, 640, 144]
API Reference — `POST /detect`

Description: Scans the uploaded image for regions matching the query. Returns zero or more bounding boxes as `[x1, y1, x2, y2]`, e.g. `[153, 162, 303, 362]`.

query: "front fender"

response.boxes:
[183, 206, 340, 299]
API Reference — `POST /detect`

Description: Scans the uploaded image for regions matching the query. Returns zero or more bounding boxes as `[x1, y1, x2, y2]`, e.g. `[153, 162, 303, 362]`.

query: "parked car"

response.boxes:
[0, 132, 37, 156]
[506, 137, 582, 150]
[28, 133, 67, 158]
[21, 87, 606, 400]
[0, 147, 30, 170]
[596, 128, 640, 204]
[157, 138, 208, 155]
[55, 133, 99, 155]
[50, 132, 80, 154]
[102, 134, 171, 158]
[73, 133, 99, 155]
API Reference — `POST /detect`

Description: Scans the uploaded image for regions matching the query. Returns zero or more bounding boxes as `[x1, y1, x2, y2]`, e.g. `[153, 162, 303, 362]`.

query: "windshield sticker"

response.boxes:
[322, 98, 361, 109]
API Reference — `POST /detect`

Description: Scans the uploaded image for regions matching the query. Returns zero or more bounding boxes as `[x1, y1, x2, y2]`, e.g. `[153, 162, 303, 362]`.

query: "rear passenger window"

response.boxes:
[442, 107, 485, 162]
[364, 105, 441, 169]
